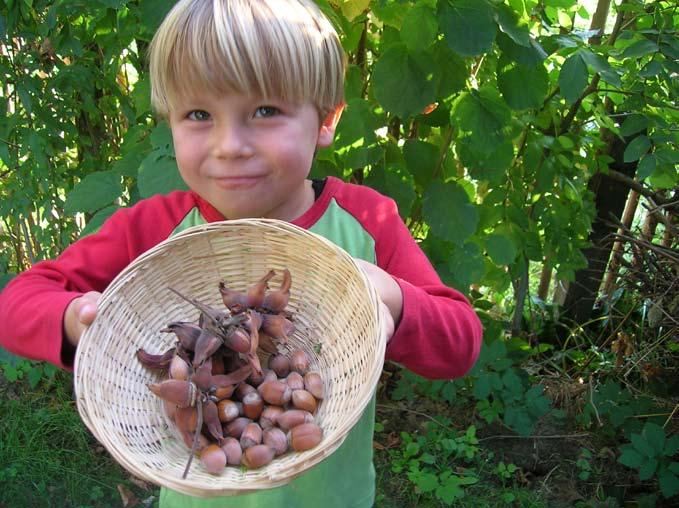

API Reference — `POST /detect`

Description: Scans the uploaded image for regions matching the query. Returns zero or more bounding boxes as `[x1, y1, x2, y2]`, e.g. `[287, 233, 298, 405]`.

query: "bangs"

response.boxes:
[150, 0, 344, 117]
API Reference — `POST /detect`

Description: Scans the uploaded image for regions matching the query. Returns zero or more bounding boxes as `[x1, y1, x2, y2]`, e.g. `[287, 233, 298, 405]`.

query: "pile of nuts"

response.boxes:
[135, 269, 325, 477]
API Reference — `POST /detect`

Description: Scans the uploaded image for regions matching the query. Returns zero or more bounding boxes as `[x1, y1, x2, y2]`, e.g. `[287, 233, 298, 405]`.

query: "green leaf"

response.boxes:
[473, 373, 491, 399]
[334, 99, 378, 150]
[421, 453, 436, 465]
[495, 3, 530, 47]
[431, 41, 468, 98]
[504, 406, 534, 436]
[618, 446, 644, 469]
[0, 345, 21, 366]
[436, 480, 463, 504]
[80, 205, 120, 238]
[486, 232, 518, 265]
[664, 436, 679, 457]
[343, 145, 384, 169]
[0, 273, 16, 292]
[623, 135, 651, 163]
[497, 60, 548, 110]
[642, 423, 666, 456]
[137, 0, 176, 34]
[423, 181, 479, 245]
[638, 458, 658, 481]
[336, 0, 370, 21]
[452, 87, 512, 152]
[405, 441, 420, 457]
[620, 114, 650, 137]
[404, 139, 439, 188]
[364, 165, 416, 219]
[630, 434, 656, 457]
[442, 242, 485, 290]
[622, 39, 658, 59]
[580, 49, 621, 87]
[64, 171, 123, 214]
[16, 84, 32, 115]
[655, 147, 679, 166]
[639, 60, 663, 77]
[497, 32, 547, 67]
[131, 74, 151, 117]
[27, 365, 43, 389]
[416, 472, 439, 493]
[659, 470, 679, 498]
[401, 5, 438, 52]
[460, 138, 513, 185]
[558, 53, 588, 104]
[137, 154, 188, 198]
[150, 122, 173, 153]
[501, 369, 523, 394]
[372, 44, 438, 119]
[438, 0, 496, 57]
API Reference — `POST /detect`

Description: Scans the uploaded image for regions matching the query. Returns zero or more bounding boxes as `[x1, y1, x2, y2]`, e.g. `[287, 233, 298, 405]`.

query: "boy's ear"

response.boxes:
[317, 103, 345, 148]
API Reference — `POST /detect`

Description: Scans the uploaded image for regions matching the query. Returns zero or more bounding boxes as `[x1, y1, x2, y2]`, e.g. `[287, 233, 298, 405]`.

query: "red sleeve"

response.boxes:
[0, 192, 199, 370]
[332, 180, 483, 380]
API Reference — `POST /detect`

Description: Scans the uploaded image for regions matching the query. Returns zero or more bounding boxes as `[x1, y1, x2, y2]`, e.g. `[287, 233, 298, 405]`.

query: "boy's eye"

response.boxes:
[187, 110, 210, 121]
[254, 106, 280, 118]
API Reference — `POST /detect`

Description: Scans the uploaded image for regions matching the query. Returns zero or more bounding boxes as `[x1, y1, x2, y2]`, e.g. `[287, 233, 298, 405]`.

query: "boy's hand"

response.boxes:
[354, 259, 403, 342]
[64, 291, 101, 347]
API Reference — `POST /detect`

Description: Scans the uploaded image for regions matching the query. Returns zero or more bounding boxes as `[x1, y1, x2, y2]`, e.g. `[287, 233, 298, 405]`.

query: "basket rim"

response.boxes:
[73, 218, 387, 496]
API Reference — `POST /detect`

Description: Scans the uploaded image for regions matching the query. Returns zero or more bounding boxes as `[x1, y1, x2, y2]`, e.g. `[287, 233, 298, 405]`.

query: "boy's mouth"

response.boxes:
[212, 175, 265, 190]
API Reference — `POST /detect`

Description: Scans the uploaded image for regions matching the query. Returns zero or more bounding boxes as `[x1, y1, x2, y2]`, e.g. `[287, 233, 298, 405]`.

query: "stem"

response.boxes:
[511, 256, 530, 337]
[182, 396, 204, 479]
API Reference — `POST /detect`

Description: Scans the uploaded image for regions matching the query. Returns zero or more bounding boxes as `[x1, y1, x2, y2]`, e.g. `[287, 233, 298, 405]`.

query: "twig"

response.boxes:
[540, 464, 560, 491]
[663, 404, 679, 430]
[375, 403, 455, 432]
[589, 380, 603, 428]
[477, 433, 589, 442]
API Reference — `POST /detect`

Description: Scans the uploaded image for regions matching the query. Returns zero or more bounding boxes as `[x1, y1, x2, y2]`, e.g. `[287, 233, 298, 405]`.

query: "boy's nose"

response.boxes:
[211, 123, 253, 159]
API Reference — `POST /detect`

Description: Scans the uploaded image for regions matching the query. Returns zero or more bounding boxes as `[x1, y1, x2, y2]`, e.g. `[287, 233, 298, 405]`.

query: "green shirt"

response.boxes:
[162, 197, 378, 508]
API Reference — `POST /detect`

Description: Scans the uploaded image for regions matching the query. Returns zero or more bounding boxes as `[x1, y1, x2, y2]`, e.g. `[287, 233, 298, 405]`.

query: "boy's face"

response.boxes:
[168, 90, 337, 220]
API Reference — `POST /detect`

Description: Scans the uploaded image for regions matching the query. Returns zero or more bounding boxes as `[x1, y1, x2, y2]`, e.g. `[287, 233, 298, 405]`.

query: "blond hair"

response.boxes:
[148, 0, 345, 118]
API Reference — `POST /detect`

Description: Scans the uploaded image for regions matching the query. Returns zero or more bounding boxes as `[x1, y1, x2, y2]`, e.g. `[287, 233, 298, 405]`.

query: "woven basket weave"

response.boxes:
[74, 218, 386, 497]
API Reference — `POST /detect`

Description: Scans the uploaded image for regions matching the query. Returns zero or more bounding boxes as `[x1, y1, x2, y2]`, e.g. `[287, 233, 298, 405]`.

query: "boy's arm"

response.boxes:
[0, 192, 196, 370]
[0, 212, 141, 369]
[370, 201, 483, 380]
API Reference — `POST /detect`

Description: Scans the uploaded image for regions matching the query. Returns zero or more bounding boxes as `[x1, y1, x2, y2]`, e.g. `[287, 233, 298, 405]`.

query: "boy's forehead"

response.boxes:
[168, 88, 320, 113]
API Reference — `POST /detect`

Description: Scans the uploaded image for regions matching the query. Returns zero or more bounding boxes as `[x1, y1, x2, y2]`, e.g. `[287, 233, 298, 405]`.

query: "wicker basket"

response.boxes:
[74, 218, 386, 497]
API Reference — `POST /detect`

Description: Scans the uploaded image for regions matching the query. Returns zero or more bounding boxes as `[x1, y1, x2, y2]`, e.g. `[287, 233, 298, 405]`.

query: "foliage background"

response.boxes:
[0, 0, 677, 506]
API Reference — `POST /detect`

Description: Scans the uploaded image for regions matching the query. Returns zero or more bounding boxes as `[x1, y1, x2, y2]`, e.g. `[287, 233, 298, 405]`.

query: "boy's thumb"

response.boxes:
[78, 303, 98, 325]
[77, 291, 101, 325]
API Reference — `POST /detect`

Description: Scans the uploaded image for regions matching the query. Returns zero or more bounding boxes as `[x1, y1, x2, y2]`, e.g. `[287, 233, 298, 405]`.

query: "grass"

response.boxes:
[0, 364, 546, 508]
[0, 368, 156, 508]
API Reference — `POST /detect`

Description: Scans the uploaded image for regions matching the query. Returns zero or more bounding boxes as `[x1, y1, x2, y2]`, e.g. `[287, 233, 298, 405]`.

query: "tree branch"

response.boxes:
[605, 169, 675, 207]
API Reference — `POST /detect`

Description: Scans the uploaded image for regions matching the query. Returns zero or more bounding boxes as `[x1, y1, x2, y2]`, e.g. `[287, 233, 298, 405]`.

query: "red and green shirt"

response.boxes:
[0, 176, 482, 507]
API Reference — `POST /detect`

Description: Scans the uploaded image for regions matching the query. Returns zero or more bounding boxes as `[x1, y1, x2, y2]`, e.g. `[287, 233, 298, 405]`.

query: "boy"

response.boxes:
[0, 0, 482, 506]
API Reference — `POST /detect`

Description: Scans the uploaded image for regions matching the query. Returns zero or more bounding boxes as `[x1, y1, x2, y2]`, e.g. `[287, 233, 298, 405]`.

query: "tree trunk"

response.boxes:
[588, 0, 612, 44]
[561, 134, 640, 325]
[560, 0, 635, 327]
[511, 256, 530, 337]
[537, 262, 552, 301]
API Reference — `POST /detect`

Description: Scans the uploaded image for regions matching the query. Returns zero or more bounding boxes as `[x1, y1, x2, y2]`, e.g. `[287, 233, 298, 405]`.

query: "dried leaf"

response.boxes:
[117, 484, 139, 508]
